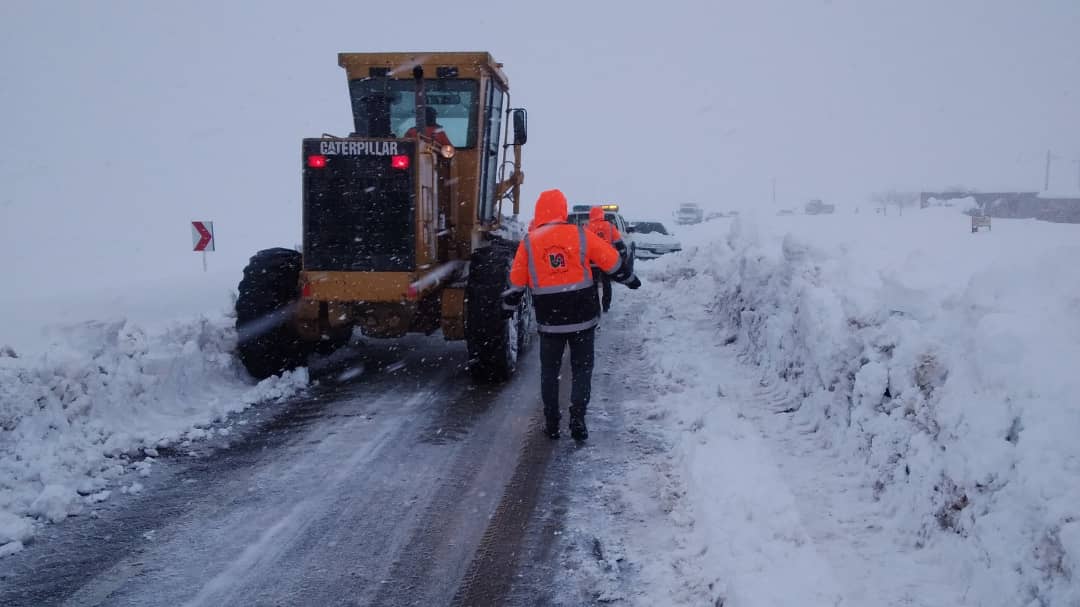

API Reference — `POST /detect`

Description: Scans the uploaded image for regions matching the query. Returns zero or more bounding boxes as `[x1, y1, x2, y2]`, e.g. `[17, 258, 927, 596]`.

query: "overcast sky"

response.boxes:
[2, 0, 1078, 295]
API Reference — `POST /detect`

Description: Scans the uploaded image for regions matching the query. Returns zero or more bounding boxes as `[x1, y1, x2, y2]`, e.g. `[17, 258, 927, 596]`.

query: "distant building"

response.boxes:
[920, 191, 1080, 224]
[1036, 196, 1080, 224]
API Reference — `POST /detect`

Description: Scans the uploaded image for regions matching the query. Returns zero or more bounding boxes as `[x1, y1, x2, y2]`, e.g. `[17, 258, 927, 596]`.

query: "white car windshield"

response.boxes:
[633, 222, 669, 235]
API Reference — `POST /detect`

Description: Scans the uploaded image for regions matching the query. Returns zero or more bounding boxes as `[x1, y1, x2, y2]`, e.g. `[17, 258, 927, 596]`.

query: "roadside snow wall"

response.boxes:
[0, 316, 306, 555]
[653, 215, 1080, 606]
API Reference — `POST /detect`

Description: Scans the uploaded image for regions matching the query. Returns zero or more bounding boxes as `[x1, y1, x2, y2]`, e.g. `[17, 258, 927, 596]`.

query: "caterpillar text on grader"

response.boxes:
[235, 52, 532, 383]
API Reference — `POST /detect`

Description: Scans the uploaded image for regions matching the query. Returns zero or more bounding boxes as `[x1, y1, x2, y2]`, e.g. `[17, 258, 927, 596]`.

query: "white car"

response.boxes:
[628, 221, 681, 259]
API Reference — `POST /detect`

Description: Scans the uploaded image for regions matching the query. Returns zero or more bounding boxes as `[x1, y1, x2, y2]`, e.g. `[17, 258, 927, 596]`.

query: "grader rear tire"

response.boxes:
[235, 248, 310, 380]
[465, 243, 525, 383]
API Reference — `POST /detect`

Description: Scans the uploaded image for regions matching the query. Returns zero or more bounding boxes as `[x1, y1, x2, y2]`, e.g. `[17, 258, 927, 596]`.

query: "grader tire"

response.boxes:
[235, 248, 309, 380]
[465, 243, 524, 383]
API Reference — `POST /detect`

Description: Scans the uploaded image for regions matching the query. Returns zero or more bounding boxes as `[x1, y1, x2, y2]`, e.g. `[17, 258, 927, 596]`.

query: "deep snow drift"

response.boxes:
[0, 280, 306, 556]
[618, 208, 1080, 605]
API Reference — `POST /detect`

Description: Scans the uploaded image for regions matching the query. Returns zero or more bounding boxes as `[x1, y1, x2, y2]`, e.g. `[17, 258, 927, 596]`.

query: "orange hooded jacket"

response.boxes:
[586, 206, 622, 245]
[508, 189, 624, 333]
[404, 125, 452, 147]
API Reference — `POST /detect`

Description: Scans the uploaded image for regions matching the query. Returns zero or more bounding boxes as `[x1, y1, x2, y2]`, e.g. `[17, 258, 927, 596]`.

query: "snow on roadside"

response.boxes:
[600, 288, 851, 606]
[0, 315, 306, 554]
[628, 209, 1080, 605]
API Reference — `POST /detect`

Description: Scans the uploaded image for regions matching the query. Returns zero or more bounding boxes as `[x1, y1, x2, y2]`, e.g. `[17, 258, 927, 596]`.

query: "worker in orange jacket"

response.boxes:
[502, 189, 641, 440]
[404, 106, 453, 147]
[587, 206, 628, 313]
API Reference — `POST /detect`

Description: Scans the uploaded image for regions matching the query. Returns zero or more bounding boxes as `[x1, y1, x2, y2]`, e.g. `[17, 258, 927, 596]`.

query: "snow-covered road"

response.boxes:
[1, 313, 692, 607]
[1, 337, 569, 606]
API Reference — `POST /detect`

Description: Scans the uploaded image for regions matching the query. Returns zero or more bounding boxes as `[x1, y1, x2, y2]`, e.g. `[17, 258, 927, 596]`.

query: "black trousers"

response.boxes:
[592, 268, 612, 311]
[539, 328, 596, 425]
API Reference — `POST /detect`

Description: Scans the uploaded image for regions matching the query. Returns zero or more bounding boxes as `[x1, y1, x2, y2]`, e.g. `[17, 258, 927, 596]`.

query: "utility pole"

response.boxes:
[1045, 149, 1052, 191]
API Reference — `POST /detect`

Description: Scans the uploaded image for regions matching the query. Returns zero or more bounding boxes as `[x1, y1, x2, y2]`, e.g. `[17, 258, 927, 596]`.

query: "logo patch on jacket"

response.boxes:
[544, 246, 571, 273]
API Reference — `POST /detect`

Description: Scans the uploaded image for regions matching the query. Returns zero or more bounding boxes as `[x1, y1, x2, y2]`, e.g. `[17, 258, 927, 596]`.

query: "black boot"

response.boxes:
[569, 416, 588, 441]
[545, 416, 561, 440]
[568, 404, 588, 441]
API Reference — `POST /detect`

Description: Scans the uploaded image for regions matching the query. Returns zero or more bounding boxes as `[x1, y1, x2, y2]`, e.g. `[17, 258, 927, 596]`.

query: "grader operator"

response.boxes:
[235, 52, 531, 383]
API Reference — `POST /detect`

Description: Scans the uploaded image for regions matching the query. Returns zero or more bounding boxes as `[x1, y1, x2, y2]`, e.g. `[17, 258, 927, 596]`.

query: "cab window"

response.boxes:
[348, 78, 480, 148]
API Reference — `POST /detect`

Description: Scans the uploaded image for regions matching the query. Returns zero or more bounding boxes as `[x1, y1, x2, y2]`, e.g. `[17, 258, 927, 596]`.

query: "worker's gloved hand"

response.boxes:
[625, 275, 641, 289]
[501, 287, 524, 318]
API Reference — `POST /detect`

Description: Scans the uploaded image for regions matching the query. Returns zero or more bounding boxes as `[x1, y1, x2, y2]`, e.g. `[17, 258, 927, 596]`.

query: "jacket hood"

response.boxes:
[533, 189, 568, 226]
[589, 207, 605, 222]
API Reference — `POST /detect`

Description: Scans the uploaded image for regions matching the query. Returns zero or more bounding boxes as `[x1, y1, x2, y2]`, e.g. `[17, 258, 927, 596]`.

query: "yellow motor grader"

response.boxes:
[235, 52, 532, 382]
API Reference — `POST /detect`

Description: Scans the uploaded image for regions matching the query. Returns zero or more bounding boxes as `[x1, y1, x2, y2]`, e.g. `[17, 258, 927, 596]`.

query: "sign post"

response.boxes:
[191, 221, 215, 271]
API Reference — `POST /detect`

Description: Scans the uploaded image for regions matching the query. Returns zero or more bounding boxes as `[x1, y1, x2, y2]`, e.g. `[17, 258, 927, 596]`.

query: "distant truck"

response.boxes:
[674, 203, 704, 225]
[804, 199, 836, 215]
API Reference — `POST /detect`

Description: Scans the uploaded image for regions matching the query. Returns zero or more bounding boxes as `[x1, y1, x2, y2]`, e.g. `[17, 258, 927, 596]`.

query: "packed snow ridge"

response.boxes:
[0, 316, 307, 555]
[634, 208, 1080, 606]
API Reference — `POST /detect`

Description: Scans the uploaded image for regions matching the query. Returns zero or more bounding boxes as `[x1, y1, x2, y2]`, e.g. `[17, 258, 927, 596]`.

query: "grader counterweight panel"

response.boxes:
[235, 52, 531, 383]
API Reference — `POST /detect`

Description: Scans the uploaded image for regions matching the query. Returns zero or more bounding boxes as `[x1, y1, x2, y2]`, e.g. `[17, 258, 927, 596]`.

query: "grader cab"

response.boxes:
[235, 52, 531, 382]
